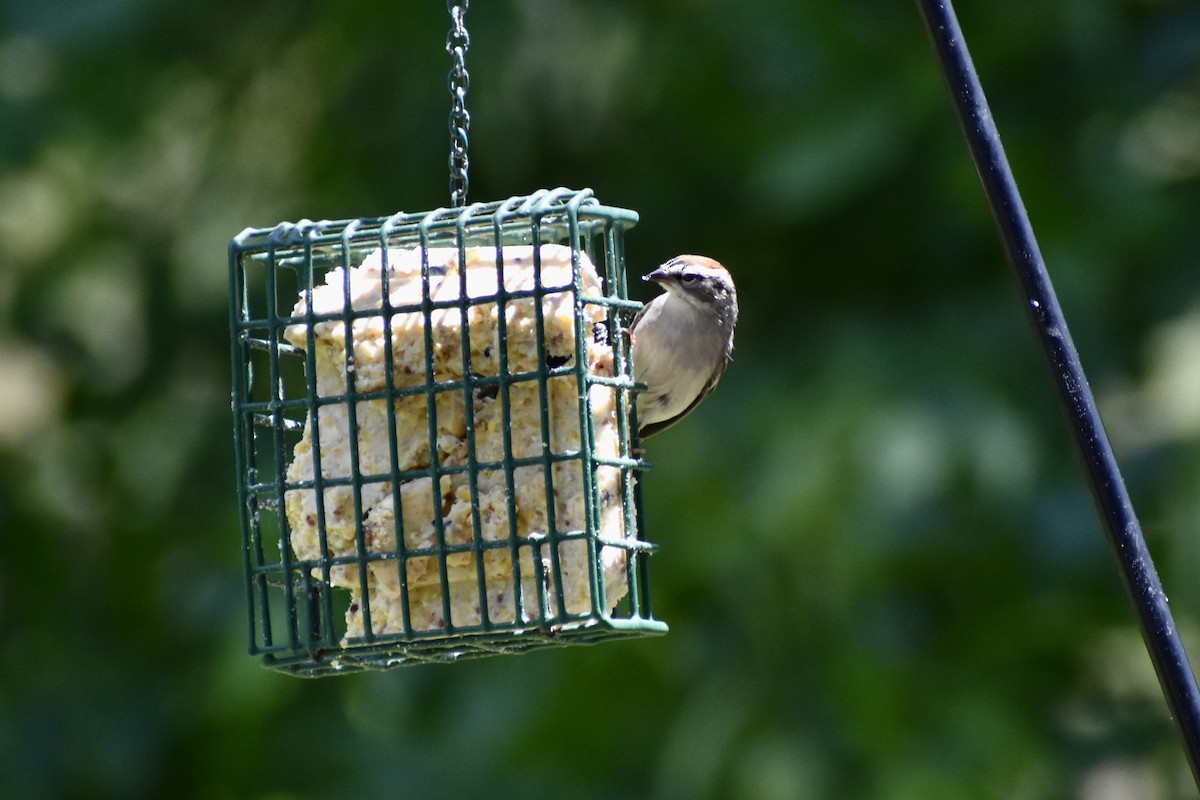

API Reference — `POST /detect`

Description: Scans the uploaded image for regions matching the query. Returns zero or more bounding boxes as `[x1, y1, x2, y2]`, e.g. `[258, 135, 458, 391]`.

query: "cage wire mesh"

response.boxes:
[229, 188, 666, 676]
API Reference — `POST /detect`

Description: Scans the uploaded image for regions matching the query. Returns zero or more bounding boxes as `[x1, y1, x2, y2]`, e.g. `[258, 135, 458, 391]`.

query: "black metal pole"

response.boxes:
[916, 0, 1200, 785]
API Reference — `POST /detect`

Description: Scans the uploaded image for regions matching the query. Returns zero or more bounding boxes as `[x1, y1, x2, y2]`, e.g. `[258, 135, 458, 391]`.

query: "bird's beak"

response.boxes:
[643, 265, 673, 284]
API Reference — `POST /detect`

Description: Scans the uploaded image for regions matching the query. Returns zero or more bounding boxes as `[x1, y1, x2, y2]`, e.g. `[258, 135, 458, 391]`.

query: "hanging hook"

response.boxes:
[446, 0, 471, 208]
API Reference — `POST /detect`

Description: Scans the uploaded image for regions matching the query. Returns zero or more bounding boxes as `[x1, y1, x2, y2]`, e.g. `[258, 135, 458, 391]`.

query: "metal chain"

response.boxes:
[446, 0, 471, 207]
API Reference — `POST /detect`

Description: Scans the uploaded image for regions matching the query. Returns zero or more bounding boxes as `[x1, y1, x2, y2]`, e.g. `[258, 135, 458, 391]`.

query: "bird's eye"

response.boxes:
[680, 273, 698, 285]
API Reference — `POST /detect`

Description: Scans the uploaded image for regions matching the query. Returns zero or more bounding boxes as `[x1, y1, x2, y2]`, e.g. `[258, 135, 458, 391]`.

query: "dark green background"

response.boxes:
[2, 1, 1198, 797]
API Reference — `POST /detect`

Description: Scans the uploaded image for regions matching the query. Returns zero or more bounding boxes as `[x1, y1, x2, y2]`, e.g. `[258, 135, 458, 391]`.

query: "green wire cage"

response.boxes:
[229, 188, 667, 676]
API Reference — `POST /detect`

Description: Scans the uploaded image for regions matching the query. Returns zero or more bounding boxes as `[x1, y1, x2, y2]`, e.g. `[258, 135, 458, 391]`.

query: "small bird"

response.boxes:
[630, 255, 738, 437]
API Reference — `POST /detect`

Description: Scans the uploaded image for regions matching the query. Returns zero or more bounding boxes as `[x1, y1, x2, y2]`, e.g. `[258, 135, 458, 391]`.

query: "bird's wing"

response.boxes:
[630, 300, 651, 332]
[638, 357, 727, 438]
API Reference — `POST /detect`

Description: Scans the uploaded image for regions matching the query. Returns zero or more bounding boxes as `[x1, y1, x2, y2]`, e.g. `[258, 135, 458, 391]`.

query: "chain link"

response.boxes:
[446, 0, 471, 207]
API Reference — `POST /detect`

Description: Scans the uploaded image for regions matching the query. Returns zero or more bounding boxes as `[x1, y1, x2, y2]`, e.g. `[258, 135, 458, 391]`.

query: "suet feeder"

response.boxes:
[229, 190, 666, 676]
[227, 4, 665, 676]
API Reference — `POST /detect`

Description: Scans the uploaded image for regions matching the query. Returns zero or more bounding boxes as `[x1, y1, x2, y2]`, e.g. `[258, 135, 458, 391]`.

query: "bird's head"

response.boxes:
[644, 255, 738, 324]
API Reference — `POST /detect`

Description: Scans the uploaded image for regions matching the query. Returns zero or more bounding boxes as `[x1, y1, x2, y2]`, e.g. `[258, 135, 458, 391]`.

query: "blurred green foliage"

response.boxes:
[1, 0, 1199, 797]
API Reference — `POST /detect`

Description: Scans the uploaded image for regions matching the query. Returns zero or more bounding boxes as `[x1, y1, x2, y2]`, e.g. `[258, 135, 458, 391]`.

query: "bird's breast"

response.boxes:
[631, 296, 724, 425]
